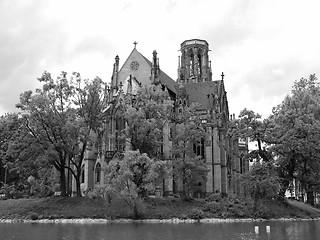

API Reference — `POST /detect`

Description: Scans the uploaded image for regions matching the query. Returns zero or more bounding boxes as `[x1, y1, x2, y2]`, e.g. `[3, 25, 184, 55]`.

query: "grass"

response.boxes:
[0, 195, 318, 220]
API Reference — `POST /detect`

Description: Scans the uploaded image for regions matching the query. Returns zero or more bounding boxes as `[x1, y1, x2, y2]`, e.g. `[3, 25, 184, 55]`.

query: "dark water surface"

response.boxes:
[0, 220, 319, 240]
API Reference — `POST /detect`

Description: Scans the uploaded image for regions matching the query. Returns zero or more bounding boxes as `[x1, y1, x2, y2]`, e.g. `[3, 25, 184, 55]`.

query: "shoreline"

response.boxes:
[1, 217, 320, 224]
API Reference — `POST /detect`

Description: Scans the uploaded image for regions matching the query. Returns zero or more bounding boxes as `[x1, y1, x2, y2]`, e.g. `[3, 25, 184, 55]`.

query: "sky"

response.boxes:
[1, 0, 319, 118]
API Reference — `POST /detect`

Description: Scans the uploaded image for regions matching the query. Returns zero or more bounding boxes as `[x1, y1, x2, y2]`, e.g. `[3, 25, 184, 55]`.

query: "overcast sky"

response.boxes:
[1, 0, 319, 118]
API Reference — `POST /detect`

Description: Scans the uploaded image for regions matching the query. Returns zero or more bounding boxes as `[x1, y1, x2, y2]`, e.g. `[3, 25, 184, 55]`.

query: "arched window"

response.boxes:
[240, 154, 244, 174]
[81, 166, 85, 183]
[95, 163, 101, 183]
[115, 114, 126, 152]
[193, 138, 205, 159]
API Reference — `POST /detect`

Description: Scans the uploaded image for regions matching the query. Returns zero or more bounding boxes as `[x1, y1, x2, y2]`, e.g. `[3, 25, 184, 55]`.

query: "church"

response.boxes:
[77, 39, 249, 197]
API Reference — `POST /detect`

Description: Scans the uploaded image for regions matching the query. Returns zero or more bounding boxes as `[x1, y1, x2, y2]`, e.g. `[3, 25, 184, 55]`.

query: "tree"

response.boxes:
[241, 162, 280, 211]
[104, 150, 164, 218]
[123, 85, 173, 158]
[269, 74, 320, 204]
[171, 104, 208, 200]
[228, 108, 272, 162]
[65, 72, 105, 197]
[0, 113, 22, 187]
[0, 113, 54, 197]
[16, 71, 105, 197]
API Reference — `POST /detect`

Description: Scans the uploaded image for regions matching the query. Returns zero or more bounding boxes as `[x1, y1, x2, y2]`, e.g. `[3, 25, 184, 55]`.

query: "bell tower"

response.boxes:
[178, 39, 212, 84]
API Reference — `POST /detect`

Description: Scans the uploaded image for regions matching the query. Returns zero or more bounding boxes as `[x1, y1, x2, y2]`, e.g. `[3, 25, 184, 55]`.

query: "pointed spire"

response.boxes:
[177, 55, 181, 82]
[151, 50, 160, 84]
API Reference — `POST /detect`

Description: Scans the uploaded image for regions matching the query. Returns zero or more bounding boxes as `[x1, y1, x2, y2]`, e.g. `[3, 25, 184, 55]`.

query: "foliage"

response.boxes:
[269, 74, 320, 204]
[172, 104, 208, 199]
[241, 162, 280, 210]
[0, 113, 54, 197]
[0, 195, 316, 220]
[15, 71, 105, 197]
[104, 150, 164, 218]
[123, 85, 173, 158]
[85, 185, 110, 199]
[228, 108, 272, 162]
[186, 207, 205, 220]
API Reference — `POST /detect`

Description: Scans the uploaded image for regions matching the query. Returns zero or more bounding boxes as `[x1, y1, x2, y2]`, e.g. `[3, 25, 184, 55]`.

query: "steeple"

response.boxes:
[178, 39, 212, 84]
[151, 50, 160, 84]
[111, 55, 120, 97]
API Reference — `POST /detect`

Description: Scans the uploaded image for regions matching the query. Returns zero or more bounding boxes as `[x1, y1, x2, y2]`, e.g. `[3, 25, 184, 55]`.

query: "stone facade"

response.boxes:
[76, 39, 248, 197]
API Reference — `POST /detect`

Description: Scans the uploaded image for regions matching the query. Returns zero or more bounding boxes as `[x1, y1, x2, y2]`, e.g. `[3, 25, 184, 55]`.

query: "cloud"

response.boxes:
[0, 0, 320, 118]
[0, 0, 68, 112]
[202, 1, 258, 52]
[0, 0, 117, 113]
[166, 0, 178, 12]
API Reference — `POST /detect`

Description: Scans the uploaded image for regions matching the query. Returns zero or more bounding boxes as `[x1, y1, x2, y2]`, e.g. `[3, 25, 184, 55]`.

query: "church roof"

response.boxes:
[184, 81, 222, 109]
[140, 54, 177, 94]
[116, 47, 177, 94]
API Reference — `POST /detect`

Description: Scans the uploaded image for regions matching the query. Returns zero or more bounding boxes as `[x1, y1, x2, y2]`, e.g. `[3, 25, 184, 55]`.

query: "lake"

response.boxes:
[0, 220, 319, 240]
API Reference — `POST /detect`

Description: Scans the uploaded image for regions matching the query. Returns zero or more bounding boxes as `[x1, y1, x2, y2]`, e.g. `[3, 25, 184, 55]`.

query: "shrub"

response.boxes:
[86, 186, 105, 199]
[27, 212, 39, 220]
[202, 201, 224, 214]
[205, 193, 222, 202]
[130, 197, 146, 219]
[241, 162, 280, 211]
[187, 208, 204, 220]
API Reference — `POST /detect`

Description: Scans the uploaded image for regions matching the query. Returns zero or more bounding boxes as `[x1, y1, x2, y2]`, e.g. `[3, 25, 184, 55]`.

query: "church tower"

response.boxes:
[178, 39, 212, 84]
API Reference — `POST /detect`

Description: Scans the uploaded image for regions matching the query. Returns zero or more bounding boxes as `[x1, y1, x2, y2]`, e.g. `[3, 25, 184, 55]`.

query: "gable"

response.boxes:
[117, 48, 153, 87]
[116, 48, 177, 95]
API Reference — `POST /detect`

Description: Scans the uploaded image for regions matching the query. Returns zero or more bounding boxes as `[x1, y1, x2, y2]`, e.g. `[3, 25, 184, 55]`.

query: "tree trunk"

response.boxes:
[306, 190, 315, 206]
[0, 160, 3, 185]
[75, 175, 82, 197]
[66, 158, 71, 196]
[278, 177, 289, 200]
[59, 168, 67, 197]
[133, 202, 139, 219]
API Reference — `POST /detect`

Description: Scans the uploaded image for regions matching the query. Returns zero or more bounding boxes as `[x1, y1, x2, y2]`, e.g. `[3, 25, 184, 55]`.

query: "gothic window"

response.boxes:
[157, 134, 164, 158]
[193, 138, 205, 159]
[197, 54, 202, 77]
[81, 166, 85, 183]
[227, 155, 232, 189]
[115, 115, 125, 152]
[189, 54, 194, 76]
[240, 154, 244, 174]
[169, 125, 173, 140]
[95, 163, 101, 183]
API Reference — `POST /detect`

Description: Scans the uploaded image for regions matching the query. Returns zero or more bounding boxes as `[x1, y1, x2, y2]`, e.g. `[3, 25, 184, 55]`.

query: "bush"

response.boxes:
[205, 193, 222, 202]
[202, 201, 224, 214]
[241, 162, 280, 210]
[85, 186, 105, 199]
[187, 208, 205, 220]
[27, 212, 39, 220]
[130, 197, 146, 219]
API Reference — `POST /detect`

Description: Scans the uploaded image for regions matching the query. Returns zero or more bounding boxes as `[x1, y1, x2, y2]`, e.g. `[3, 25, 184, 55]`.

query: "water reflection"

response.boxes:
[0, 220, 319, 240]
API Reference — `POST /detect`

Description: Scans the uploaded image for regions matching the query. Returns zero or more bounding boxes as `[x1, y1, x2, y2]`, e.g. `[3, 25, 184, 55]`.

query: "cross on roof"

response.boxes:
[221, 72, 225, 80]
[133, 41, 138, 48]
